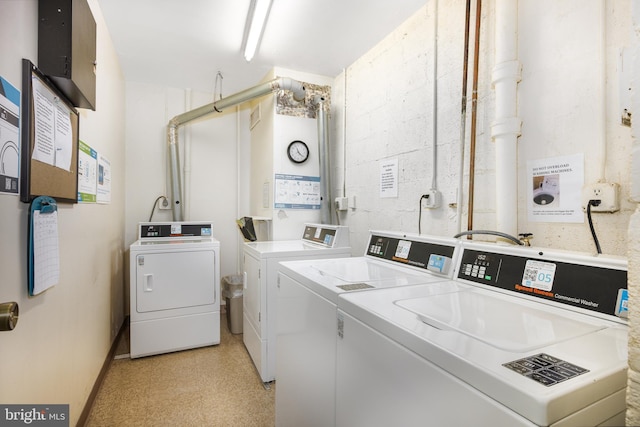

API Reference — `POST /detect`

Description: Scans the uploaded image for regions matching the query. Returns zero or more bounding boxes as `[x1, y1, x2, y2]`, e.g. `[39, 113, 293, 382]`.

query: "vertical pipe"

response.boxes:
[431, 0, 439, 191]
[315, 96, 333, 224]
[343, 68, 347, 198]
[184, 89, 192, 221]
[491, 0, 521, 238]
[236, 105, 242, 273]
[467, 0, 482, 234]
[599, 1, 607, 182]
[168, 125, 183, 221]
[456, 0, 472, 233]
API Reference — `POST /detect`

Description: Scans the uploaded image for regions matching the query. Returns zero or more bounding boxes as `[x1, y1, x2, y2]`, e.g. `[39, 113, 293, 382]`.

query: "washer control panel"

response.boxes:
[457, 247, 628, 318]
[366, 234, 456, 275]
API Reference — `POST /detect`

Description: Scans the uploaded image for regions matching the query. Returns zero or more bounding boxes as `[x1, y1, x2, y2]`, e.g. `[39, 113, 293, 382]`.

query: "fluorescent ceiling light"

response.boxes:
[243, 0, 273, 62]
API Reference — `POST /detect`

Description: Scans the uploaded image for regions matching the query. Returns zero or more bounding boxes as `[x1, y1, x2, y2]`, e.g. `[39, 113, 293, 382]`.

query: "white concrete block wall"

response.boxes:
[626, 1, 640, 424]
[333, 0, 633, 257]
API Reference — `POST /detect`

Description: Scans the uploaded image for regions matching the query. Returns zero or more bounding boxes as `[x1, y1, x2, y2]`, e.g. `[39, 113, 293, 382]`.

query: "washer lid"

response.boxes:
[395, 289, 604, 352]
[311, 258, 428, 282]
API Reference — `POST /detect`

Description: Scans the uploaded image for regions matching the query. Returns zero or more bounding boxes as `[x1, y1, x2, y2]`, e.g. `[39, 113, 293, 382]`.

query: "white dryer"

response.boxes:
[129, 222, 220, 358]
[242, 223, 351, 384]
[275, 231, 462, 427]
[336, 242, 629, 427]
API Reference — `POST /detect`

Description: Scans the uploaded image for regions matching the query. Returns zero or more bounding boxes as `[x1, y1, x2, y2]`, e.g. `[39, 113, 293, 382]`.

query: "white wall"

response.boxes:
[124, 83, 242, 281]
[625, 1, 640, 424]
[0, 0, 126, 424]
[333, 0, 633, 257]
[248, 67, 334, 241]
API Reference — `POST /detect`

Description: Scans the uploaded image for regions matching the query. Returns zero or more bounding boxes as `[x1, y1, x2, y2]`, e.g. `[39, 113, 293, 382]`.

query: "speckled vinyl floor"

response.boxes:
[86, 315, 274, 426]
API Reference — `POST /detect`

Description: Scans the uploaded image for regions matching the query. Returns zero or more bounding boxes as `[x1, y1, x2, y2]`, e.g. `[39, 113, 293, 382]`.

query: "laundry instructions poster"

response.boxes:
[0, 75, 20, 195]
[527, 154, 584, 223]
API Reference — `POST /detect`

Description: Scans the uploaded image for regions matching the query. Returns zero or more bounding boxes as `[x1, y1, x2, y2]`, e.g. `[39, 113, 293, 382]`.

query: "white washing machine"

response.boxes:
[242, 223, 351, 384]
[129, 221, 220, 358]
[275, 231, 462, 427]
[336, 242, 629, 427]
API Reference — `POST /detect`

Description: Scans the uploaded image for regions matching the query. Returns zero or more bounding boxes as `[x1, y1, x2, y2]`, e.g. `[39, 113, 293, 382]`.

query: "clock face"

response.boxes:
[287, 140, 309, 164]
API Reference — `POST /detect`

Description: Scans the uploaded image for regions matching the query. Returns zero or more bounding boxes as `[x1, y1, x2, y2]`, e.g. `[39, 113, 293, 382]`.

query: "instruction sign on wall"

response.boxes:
[526, 154, 584, 223]
[380, 158, 398, 198]
[274, 174, 321, 209]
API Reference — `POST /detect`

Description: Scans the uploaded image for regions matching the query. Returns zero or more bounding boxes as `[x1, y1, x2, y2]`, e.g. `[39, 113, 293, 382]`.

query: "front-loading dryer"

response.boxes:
[129, 221, 220, 358]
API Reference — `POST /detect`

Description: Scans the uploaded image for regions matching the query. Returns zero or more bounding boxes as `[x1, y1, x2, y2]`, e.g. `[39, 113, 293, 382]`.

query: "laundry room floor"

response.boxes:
[85, 314, 275, 426]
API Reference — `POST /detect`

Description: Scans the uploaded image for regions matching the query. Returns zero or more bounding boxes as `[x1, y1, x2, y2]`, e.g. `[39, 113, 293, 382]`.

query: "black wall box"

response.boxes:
[38, 0, 96, 110]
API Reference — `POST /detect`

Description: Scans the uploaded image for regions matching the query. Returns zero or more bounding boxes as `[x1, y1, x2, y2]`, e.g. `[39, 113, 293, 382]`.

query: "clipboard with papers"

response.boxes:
[28, 195, 60, 296]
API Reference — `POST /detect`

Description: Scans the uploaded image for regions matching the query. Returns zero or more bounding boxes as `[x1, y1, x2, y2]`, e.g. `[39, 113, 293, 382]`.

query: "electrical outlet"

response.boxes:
[581, 182, 620, 213]
[335, 197, 348, 211]
[421, 190, 441, 209]
[159, 196, 171, 210]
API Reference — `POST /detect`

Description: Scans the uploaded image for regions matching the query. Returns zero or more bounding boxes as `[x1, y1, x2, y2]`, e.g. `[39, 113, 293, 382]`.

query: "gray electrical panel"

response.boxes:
[38, 0, 97, 110]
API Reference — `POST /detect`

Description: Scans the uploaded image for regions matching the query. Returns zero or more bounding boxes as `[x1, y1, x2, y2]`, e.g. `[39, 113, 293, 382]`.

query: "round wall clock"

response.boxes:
[287, 140, 309, 164]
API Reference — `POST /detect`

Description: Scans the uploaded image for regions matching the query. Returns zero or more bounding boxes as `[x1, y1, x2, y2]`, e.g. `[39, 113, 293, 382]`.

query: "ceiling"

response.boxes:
[97, 0, 428, 95]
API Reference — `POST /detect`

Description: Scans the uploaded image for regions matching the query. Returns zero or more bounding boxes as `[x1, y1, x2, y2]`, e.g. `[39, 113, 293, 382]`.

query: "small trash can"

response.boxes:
[221, 275, 244, 334]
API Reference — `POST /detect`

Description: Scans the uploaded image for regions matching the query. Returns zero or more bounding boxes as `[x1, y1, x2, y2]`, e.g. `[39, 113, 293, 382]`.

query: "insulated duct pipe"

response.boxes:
[313, 96, 333, 225]
[166, 77, 306, 221]
[491, 0, 521, 238]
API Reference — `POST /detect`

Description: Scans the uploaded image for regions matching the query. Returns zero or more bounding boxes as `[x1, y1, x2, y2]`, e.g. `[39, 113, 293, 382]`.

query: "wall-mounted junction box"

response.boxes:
[335, 197, 348, 211]
[335, 196, 356, 211]
[581, 182, 620, 213]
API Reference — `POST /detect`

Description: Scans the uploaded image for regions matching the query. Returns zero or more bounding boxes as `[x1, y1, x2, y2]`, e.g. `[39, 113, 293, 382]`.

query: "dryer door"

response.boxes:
[135, 250, 216, 313]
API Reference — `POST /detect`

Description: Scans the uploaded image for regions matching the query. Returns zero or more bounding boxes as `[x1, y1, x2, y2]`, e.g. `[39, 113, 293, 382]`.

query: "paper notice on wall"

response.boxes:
[53, 104, 72, 171]
[78, 140, 98, 203]
[380, 158, 398, 198]
[0, 75, 20, 195]
[97, 153, 111, 204]
[31, 77, 73, 171]
[527, 154, 584, 223]
[33, 210, 60, 295]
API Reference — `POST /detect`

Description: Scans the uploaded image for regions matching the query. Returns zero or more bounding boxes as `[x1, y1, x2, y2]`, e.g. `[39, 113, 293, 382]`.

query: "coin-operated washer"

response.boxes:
[129, 222, 220, 358]
[335, 242, 629, 426]
[275, 231, 462, 427]
[242, 223, 351, 385]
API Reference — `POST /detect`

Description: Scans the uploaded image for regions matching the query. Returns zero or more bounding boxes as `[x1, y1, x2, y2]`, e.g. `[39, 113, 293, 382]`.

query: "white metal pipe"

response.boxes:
[236, 105, 242, 273]
[599, 0, 607, 181]
[491, 0, 521, 238]
[431, 0, 439, 191]
[167, 77, 306, 221]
